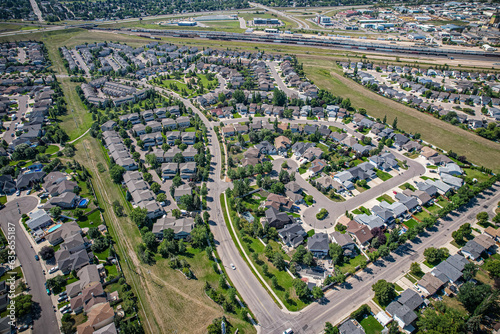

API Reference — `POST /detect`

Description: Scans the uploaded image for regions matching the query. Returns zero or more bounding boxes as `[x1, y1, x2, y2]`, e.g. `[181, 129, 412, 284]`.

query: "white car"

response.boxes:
[283, 329, 293, 334]
[230, 263, 236, 270]
[49, 266, 58, 274]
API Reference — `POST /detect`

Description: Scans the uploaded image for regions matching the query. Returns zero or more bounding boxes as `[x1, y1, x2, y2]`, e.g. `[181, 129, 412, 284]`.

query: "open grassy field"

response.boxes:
[74, 137, 255, 334]
[58, 77, 93, 140]
[301, 57, 500, 173]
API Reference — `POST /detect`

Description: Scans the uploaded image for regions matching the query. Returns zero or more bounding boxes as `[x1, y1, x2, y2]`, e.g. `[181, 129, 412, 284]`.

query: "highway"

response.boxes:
[0, 197, 59, 334]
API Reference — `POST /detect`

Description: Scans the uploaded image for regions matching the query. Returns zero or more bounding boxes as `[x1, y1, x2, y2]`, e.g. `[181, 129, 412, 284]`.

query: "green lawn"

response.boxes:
[59, 77, 93, 140]
[0, 196, 6, 205]
[400, 182, 416, 191]
[299, 162, 311, 174]
[45, 145, 60, 154]
[375, 169, 393, 181]
[404, 219, 419, 229]
[338, 253, 366, 274]
[94, 247, 110, 261]
[376, 194, 394, 204]
[360, 315, 383, 334]
[77, 210, 102, 229]
[426, 204, 441, 213]
[105, 264, 119, 278]
[404, 273, 417, 284]
[463, 168, 491, 183]
[436, 197, 449, 207]
[414, 210, 431, 221]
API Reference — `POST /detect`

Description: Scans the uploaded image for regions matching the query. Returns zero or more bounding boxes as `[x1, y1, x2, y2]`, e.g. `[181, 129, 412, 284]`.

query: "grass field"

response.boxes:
[360, 315, 383, 334]
[338, 253, 366, 274]
[376, 194, 394, 204]
[301, 57, 500, 173]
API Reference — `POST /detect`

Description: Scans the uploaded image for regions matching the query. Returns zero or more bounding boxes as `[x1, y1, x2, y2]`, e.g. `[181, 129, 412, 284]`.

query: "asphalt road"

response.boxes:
[3, 95, 28, 144]
[0, 197, 59, 334]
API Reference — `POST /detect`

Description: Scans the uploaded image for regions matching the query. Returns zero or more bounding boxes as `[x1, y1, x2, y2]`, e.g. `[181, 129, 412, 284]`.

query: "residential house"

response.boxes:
[278, 223, 306, 248]
[307, 233, 329, 257]
[264, 207, 294, 229]
[152, 217, 194, 239]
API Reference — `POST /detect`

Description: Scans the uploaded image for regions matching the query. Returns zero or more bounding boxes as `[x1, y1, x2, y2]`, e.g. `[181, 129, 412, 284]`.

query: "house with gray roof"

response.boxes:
[152, 217, 194, 239]
[278, 223, 306, 248]
[354, 214, 385, 230]
[307, 233, 329, 257]
[27, 210, 52, 231]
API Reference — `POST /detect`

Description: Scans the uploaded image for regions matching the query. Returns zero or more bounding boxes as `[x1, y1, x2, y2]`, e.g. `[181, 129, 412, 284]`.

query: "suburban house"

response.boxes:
[460, 234, 495, 261]
[417, 272, 444, 297]
[152, 217, 194, 239]
[307, 233, 330, 257]
[278, 223, 306, 248]
[265, 193, 293, 211]
[274, 135, 291, 153]
[264, 207, 294, 229]
[330, 231, 356, 252]
[385, 289, 424, 331]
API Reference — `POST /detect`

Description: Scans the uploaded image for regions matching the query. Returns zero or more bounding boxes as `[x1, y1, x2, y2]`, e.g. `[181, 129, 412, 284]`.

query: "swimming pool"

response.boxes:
[78, 198, 89, 208]
[47, 224, 62, 233]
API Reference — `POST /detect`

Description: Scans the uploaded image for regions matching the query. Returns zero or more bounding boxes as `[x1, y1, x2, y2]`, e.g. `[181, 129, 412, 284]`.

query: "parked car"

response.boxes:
[34, 255, 39, 261]
[16, 190, 20, 196]
[49, 266, 58, 274]
[57, 296, 67, 303]
[283, 329, 293, 334]
[59, 291, 67, 298]
[46, 288, 51, 295]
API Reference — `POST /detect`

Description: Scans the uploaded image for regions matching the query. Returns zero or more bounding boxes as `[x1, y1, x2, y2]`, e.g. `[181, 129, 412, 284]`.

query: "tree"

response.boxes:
[462, 262, 477, 281]
[49, 206, 62, 220]
[13, 294, 33, 318]
[293, 278, 310, 299]
[272, 88, 287, 106]
[172, 175, 182, 187]
[424, 247, 449, 265]
[457, 281, 492, 313]
[392, 117, 398, 129]
[156, 193, 167, 202]
[484, 259, 500, 278]
[272, 252, 286, 271]
[39, 246, 55, 260]
[372, 279, 396, 306]
[312, 286, 324, 300]
[142, 232, 158, 252]
[172, 209, 181, 219]
[410, 262, 423, 277]
[417, 306, 466, 334]
[109, 164, 126, 183]
[203, 211, 210, 223]
[233, 89, 245, 103]
[476, 211, 489, 223]
[303, 251, 314, 266]
[73, 208, 84, 221]
[324, 322, 339, 334]
[46, 275, 66, 294]
[329, 243, 343, 266]
[150, 182, 161, 194]
[130, 207, 148, 227]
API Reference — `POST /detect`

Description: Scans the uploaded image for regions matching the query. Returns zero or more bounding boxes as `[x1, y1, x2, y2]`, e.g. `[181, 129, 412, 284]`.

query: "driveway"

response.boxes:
[0, 197, 59, 334]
